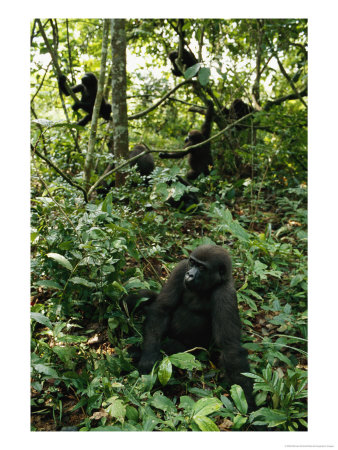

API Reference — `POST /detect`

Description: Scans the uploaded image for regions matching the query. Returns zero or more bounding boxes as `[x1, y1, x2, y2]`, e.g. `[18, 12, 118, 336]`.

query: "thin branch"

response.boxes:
[84, 19, 110, 189]
[31, 61, 52, 104]
[251, 20, 264, 110]
[264, 87, 307, 111]
[31, 143, 88, 202]
[128, 79, 193, 120]
[36, 19, 79, 104]
[273, 51, 307, 108]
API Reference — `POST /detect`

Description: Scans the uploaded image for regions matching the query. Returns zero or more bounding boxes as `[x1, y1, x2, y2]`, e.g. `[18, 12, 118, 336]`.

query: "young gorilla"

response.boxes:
[96, 144, 155, 196]
[129, 144, 155, 177]
[168, 48, 198, 76]
[125, 244, 253, 407]
[58, 73, 112, 127]
[159, 100, 214, 180]
[222, 99, 253, 130]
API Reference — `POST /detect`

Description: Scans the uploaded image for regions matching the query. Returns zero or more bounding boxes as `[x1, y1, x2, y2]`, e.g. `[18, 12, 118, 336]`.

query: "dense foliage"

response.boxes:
[30, 18, 307, 432]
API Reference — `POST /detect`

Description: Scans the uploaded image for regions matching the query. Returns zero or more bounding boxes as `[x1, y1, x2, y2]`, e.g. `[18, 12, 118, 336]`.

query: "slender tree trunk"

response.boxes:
[111, 19, 129, 187]
[83, 19, 110, 189]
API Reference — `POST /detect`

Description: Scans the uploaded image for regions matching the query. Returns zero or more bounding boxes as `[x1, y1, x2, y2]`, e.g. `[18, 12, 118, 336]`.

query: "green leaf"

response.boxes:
[184, 63, 201, 79]
[230, 385, 248, 415]
[150, 393, 176, 414]
[108, 317, 119, 331]
[233, 414, 248, 430]
[158, 357, 172, 386]
[125, 405, 139, 422]
[193, 415, 219, 431]
[69, 277, 95, 288]
[221, 395, 235, 412]
[32, 363, 58, 378]
[47, 253, 73, 271]
[105, 397, 126, 423]
[35, 280, 63, 290]
[198, 67, 211, 86]
[193, 397, 223, 417]
[290, 274, 304, 287]
[142, 415, 161, 431]
[30, 312, 53, 329]
[139, 373, 156, 392]
[188, 387, 213, 397]
[251, 407, 288, 427]
[179, 396, 195, 414]
[102, 192, 113, 214]
[57, 335, 87, 343]
[88, 227, 107, 239]
[169, 352, 202, 370]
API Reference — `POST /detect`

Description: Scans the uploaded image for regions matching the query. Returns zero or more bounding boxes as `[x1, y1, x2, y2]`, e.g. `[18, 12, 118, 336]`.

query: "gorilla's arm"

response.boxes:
[201, 100, 214, 140]
[211, 284, 253, 406]
[159, 149, 190, 160]
[58, 75, 84, 97]
[138, 260, 187, 373]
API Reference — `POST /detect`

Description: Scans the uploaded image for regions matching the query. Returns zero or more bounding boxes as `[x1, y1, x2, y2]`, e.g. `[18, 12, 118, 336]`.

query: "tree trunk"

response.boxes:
[111, 19, 129, 187]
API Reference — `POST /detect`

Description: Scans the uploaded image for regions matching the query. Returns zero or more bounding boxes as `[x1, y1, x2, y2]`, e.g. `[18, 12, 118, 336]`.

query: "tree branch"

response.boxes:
[83, 19, 110, 189]
[31, 144, 88, 202]
[264, 87, 307, 111]
[128, 79, 193, 120]
[273, 52, 307, 108]
[36, 19, 79, 105]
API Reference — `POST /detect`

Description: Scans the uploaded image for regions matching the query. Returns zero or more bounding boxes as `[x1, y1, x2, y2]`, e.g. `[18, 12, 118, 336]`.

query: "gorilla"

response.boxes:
[168, 48, 198, 77]
[58, 73, 111, 127]
[159, 100, 214, 180]
[222, 99, 253, 130]
[129, 144, 155, 177]
[125, 244, 253, 407]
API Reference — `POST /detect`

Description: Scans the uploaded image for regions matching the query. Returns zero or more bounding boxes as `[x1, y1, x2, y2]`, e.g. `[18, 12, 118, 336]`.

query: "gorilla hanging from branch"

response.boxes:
[58, 73, 112, 127]
[125, 244, 254, 408]
[159, 100, 214, 180]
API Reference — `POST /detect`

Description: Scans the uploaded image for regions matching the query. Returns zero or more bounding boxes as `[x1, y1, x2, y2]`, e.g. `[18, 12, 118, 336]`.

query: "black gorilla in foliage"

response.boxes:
[168, 48, 198, 76]
[96, 144, 155, 196]
[222, 99, 253, 130]
[129, 144, 155, 177]
[159, 100, 214, 180]
[58, 73, 112, 127]
[125, 245, 253, 407]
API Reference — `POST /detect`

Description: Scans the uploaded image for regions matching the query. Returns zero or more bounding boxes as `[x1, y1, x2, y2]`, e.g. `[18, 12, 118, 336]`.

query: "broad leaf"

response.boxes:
[198, 67, 211, 86]
[184, 63, 201, 79]
[150, 393, 176, 414]
[30, 312, 53, 329]
[158, 357, 172, 386]
[193, 415, 219, 431]
[193, 397, 223, 417]
[230, 384, 248, 415]
[69, 277, 95, 288]
[105, 397, 126, 423]
[47, 253, 73, 271]
[169, 352, 202, 370]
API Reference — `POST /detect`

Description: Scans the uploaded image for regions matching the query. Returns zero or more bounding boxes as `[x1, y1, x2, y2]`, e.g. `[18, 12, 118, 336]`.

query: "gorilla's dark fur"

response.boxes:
[168, 48, 198, 76]
[159, 100, 214, 180]
[125, 244, 253, 408]
[129, 144, 155, 177]
[58, 73, 111, 126]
